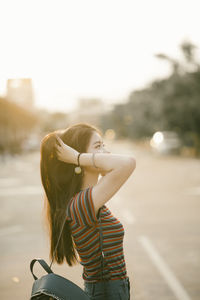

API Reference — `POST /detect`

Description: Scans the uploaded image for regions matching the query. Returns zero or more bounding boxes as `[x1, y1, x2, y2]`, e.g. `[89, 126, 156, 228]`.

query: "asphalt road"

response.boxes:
[0, 138, 199, 300]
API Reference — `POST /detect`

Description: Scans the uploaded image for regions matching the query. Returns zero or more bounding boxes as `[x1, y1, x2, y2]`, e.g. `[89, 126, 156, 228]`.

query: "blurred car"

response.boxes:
[150, 131, 182, 155]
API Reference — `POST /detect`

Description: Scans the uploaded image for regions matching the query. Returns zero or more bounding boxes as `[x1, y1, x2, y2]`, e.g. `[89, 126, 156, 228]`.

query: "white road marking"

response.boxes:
[0, 178, 22, 187]
[0, 225, 23, 237]
[138, 236, 191, 300]
[12, 277, 20, 283]
[122, 209, 136, 224]
[0, 186, 43, 196]
[184, 187, 200, 196]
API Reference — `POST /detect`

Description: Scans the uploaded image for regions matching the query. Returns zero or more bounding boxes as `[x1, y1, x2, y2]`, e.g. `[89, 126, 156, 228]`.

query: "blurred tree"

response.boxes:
[0, 97, 38, 154]
[100, 40, 200, 156]
[155, 53, 181, 74]
[153, 40, 200, 155]
[180, 40, 199, 69]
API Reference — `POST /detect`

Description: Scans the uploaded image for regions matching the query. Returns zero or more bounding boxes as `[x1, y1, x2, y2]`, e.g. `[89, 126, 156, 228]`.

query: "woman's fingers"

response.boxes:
[54, 137, 67, 162]
[55, 135, 63, 147]
[54, 142, 61, 153]
[55, 149, 63, 161]
[55, 136, 75, 163]
[54, 137, 63, 159]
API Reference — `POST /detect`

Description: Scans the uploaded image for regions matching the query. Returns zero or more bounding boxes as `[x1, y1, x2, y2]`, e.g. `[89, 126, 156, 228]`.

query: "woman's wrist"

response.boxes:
[73, 151, 80, 165]
[77, 152, 93, 167]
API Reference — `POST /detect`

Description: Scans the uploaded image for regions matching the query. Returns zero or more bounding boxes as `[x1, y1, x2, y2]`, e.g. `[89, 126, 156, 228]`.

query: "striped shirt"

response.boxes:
[66, 186, 128, 283]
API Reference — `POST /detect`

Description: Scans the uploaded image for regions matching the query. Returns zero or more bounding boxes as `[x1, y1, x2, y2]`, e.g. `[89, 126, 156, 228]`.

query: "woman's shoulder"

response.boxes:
[67, 187, 108, 225]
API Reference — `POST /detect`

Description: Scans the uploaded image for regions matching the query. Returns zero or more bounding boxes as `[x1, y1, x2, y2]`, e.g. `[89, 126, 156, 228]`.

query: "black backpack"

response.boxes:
[30, 258, 90, 300]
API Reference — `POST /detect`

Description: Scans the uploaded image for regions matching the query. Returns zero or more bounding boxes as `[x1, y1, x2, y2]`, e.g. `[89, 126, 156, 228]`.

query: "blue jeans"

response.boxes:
[84, 277, 130, 300]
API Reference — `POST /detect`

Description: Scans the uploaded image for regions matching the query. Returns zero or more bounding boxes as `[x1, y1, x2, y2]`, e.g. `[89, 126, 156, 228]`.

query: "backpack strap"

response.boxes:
[97, 207, 111, 281]
[30, 258, 54, 280]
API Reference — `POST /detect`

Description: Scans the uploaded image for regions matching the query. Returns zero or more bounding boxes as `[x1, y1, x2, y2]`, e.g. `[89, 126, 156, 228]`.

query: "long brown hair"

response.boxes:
[40, 122, 102, 266]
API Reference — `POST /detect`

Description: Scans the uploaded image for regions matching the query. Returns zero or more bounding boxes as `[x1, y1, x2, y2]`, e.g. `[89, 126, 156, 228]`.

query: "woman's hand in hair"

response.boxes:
[55, 136, 79, 164]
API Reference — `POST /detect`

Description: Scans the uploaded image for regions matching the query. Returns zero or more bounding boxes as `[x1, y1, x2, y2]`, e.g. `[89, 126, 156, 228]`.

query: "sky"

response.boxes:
[0, 0, 199, 113]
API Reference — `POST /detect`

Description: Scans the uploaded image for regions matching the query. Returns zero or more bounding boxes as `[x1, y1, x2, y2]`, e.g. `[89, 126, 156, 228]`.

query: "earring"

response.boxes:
[75, 153, 82, 174]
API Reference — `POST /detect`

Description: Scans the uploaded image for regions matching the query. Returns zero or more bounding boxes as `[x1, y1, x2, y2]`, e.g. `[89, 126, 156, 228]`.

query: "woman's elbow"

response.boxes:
[124, 156, 136, 172]
[129, 156, 136, 170]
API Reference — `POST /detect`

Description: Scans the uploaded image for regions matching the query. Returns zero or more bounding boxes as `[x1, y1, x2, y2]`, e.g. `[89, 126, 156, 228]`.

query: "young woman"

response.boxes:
[40, 122, 136, 300]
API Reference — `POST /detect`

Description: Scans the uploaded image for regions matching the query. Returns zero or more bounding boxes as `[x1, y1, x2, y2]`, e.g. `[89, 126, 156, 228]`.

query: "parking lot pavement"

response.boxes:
[0, 139, 200, 300]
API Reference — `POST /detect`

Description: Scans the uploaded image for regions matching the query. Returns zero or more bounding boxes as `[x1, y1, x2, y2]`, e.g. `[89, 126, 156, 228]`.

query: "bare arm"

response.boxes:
[79, 153, 136, 213]
[55, 137, 136, 214]
[79, 152, 135, 173]
[55, 135, 135, 172]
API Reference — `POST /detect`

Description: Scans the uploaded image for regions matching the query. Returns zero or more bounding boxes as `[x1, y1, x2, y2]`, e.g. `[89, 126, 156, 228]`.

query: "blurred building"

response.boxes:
[6, 78, 34, 110]
[69, 98, 113, 127]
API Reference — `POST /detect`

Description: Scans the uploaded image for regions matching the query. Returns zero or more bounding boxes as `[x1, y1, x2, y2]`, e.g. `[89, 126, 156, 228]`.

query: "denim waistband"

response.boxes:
[84, 276, 130, 287]
[84, 276, 130, 300]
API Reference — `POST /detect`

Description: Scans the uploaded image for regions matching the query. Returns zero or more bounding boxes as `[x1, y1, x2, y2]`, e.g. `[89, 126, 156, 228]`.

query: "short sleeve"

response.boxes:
[69, 187, 98, 226]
